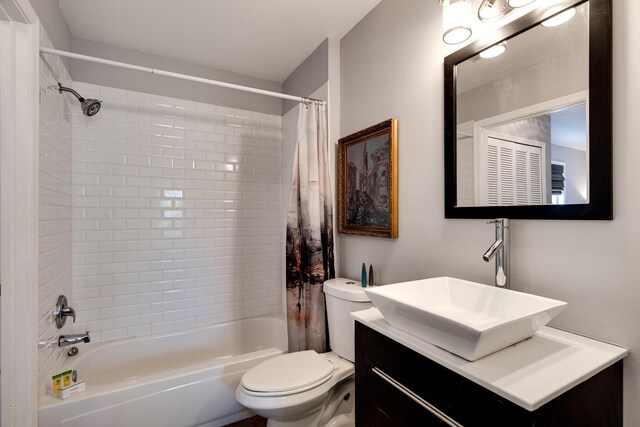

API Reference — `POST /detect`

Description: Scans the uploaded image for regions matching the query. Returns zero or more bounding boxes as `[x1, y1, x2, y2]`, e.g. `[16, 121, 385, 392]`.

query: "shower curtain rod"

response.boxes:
[39, 47, 326, 105]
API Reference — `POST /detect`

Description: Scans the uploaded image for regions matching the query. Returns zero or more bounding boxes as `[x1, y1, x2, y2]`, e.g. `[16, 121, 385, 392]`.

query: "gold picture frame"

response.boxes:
[337, 119, 398, 238]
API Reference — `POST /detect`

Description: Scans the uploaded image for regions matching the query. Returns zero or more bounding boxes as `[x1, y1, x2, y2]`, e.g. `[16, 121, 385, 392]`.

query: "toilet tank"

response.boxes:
[323, 278, 373, 362]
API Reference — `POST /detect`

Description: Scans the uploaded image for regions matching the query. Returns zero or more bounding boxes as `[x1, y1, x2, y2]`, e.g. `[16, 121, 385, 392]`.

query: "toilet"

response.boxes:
[235, 278, 372, 427]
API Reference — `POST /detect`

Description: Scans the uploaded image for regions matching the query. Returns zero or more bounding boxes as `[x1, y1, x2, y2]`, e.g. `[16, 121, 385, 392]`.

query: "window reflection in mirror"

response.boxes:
[455, 2, 588, 207]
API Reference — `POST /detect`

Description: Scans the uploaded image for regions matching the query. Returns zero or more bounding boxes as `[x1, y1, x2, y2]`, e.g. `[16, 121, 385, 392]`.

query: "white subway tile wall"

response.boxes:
[38, 27, 74, 398]
[70, 82, 283, 342]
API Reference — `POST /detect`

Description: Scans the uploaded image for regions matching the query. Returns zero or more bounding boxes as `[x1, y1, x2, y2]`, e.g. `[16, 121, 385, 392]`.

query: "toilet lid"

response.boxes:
[241, 350, 334, 395]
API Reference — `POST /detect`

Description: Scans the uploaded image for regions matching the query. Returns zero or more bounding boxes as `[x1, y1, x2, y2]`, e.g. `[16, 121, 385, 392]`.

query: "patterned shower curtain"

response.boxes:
[286, 102, 335, 353]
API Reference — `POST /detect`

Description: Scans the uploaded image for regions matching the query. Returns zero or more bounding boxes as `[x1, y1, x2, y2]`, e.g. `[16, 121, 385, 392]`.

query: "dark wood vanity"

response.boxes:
[355, 321, 623, 426]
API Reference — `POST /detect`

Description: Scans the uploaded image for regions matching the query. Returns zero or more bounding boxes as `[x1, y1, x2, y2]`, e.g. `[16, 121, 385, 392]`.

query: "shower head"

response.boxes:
[81, 98, 101, 116]
[58, 83, 102, 116]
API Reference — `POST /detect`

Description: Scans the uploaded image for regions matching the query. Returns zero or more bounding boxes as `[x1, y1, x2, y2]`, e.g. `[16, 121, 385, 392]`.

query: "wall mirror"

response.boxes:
[444, 0, 612, 219]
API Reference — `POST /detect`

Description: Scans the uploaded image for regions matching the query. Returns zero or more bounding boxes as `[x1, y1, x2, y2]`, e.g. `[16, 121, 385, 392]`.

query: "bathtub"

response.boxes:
[39, 315, 287, 427]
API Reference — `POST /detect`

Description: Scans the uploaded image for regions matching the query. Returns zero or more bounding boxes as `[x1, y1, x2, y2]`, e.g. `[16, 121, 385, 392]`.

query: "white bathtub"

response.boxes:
[39, 315, 287, 427]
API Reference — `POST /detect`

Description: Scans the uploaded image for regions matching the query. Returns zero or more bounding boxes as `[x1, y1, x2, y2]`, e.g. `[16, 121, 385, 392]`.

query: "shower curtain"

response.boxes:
[286, 102, 335, 353]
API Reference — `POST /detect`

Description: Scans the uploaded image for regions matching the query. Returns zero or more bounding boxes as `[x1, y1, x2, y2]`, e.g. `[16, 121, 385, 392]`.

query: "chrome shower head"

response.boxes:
[81, 98, 101, 116]
[58, 83, 102, 117]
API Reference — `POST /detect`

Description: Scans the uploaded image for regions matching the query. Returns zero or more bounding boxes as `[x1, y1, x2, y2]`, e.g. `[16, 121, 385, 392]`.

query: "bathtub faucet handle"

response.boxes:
[53, 295, 77, 329]
[61, 306, 76, 322]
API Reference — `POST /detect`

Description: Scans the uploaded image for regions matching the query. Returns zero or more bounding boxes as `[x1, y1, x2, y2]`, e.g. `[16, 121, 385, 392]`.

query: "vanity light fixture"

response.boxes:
[541, 7, 576, 27]
[440, 0, 473, 45]
[479, 41, 507, 58]
[478, 0, 515, 22]
[507, 0, 536, 7]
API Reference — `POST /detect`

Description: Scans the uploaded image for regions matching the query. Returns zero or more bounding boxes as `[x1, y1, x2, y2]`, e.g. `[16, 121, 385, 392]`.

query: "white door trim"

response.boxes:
[474, 91, 589, 129]
[0, 18, 40, 427]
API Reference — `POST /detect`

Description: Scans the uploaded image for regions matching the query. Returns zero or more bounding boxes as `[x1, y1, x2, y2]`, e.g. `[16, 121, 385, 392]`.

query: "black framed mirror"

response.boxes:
[444, 0, 612, 220]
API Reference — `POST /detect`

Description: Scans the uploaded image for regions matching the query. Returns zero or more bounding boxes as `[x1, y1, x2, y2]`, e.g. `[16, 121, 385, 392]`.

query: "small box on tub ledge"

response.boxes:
[60, 380, 86, 400]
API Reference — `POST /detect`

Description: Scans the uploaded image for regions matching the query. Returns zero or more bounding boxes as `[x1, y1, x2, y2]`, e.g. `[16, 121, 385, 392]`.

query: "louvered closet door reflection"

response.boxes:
[486, 137, 543, 206]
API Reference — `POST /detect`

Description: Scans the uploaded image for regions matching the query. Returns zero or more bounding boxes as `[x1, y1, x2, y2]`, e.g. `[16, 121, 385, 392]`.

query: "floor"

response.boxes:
[223, 415, 268, 427]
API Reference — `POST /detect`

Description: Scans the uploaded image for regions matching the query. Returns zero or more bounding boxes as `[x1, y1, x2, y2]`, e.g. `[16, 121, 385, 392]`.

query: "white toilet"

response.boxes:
[235, 278, 372, 427]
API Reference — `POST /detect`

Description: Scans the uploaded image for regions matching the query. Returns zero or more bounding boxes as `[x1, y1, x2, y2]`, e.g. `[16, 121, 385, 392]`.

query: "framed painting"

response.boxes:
[337, 118, 398, 238]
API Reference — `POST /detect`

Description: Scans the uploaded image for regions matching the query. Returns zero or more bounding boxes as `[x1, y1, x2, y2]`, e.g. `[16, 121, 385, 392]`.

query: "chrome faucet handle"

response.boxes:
[61, 306, 76, 323]
[53, 295, 77, 329]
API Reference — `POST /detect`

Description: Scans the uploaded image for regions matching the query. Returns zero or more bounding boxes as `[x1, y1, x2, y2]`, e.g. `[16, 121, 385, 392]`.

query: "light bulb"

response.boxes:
[479, 41, 507, 59]
[541, 8, 576, 27]
[442, 0, 473, 45]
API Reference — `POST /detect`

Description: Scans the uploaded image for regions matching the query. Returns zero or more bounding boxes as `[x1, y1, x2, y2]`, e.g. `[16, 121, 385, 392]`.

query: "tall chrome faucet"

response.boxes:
[482, 218, 510, 289]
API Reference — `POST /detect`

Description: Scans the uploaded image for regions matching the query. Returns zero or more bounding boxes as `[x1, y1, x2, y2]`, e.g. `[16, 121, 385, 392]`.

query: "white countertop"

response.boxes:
[352, 308, 628, 411]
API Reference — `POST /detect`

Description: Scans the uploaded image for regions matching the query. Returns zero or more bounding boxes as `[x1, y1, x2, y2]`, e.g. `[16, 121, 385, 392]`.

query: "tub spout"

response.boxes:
[58, 331, 90, 347]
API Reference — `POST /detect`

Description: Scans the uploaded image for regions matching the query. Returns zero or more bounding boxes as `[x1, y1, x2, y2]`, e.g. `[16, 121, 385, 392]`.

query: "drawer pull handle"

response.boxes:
[372, 367, 463, 427]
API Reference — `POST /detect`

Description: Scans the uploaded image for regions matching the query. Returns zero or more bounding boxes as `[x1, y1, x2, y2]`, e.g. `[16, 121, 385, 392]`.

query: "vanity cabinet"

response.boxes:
[355, 322, 622, 426]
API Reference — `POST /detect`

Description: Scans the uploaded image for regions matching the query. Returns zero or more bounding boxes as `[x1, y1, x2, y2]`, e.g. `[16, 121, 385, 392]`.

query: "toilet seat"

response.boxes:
[236, 351, 357, 425]
[240, 350, 335, 397]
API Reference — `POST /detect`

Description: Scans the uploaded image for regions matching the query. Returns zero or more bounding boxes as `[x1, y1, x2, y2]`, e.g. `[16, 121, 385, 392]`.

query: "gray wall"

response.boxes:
[29, 0, 71, 50]
[457, 52, 588, 124]
[340, 0, 442, 285]
[491, 116, 551, 144]
[70, 37, 283, 115]
[339, 0, 640, 425]
[282, 39, 329, 114]
[29, 0, 71, 69]
[551, 145, 588, 204]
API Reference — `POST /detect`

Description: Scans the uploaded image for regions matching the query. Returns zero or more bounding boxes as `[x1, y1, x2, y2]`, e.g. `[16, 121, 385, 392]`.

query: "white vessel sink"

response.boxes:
[364, 277, 567, 361]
